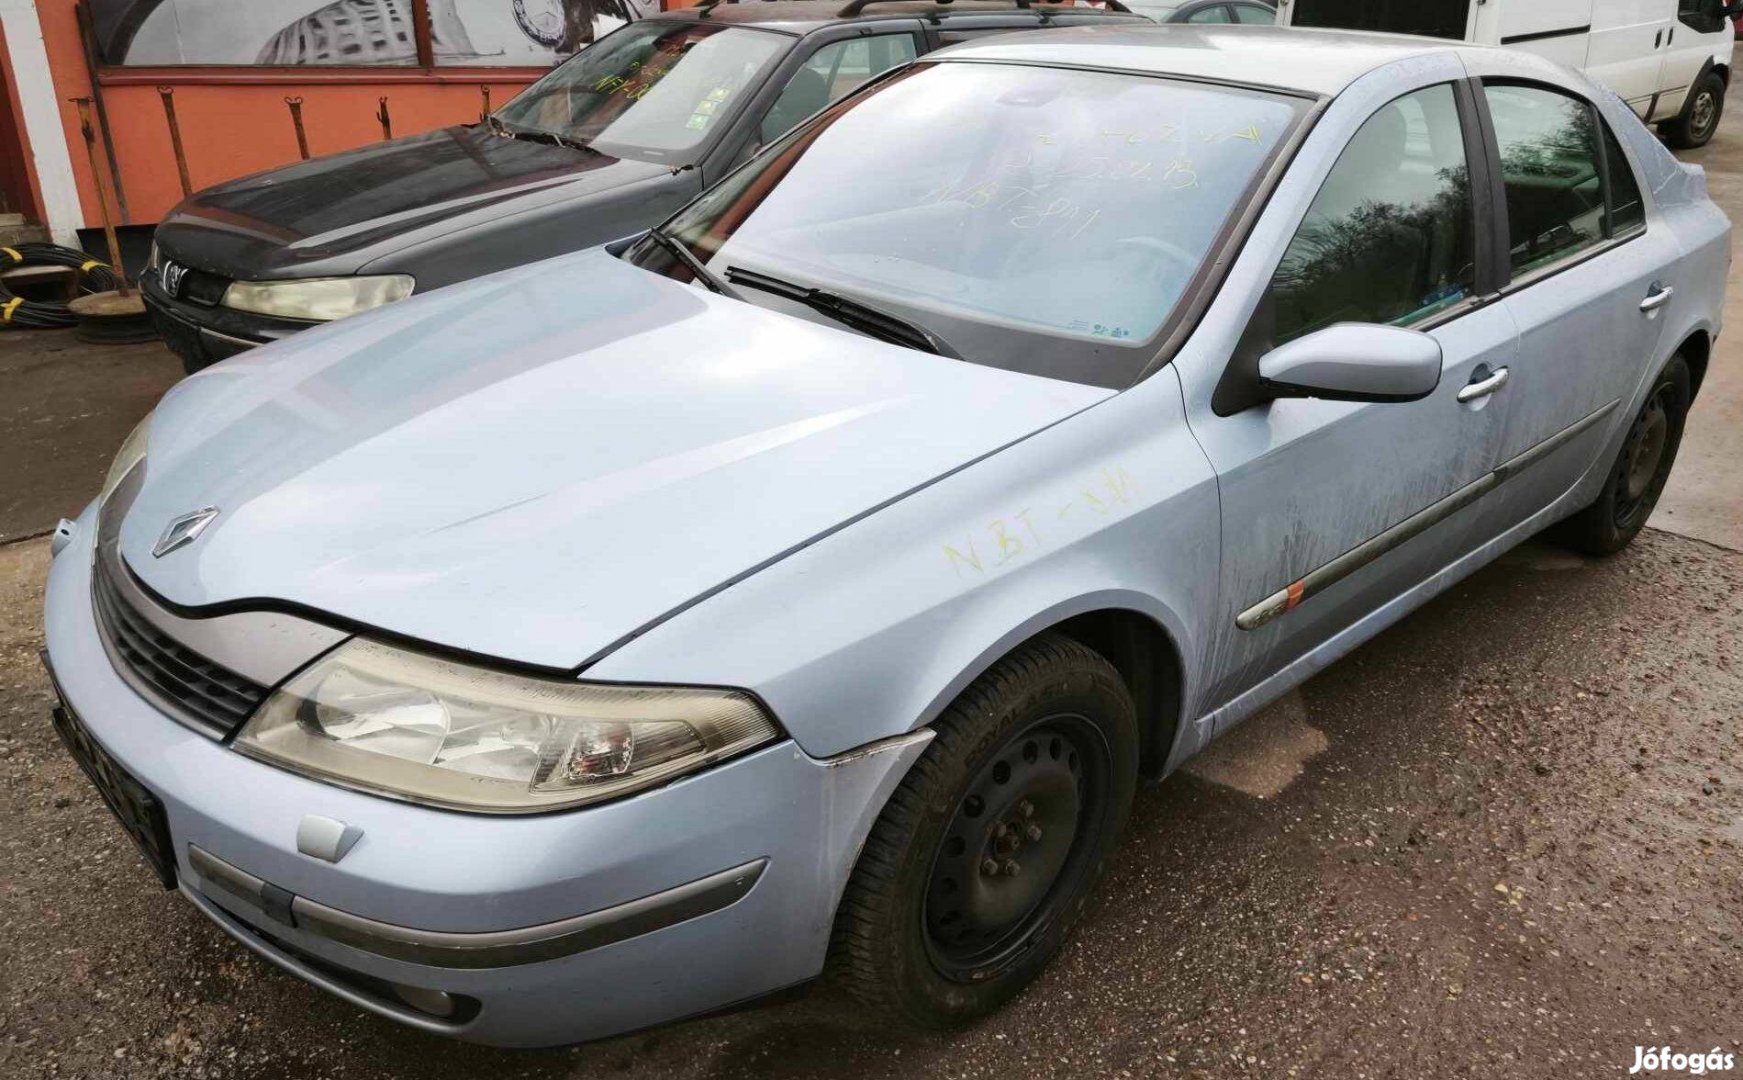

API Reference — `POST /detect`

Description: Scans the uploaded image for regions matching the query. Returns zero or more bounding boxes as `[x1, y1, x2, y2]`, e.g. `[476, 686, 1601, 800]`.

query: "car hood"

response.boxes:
[153, 125, 668, 278]
[122, 250, 1112, 671]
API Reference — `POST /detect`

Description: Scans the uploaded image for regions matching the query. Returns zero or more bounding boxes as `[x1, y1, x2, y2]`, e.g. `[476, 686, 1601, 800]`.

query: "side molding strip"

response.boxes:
[1236, 399, 1619, 631]
[190, 844, 768, 969]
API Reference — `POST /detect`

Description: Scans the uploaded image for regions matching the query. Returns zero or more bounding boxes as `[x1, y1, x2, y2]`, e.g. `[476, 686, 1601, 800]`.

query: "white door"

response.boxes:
[1584, 0, 1675, 116]
[1651, 0, 1732, 121]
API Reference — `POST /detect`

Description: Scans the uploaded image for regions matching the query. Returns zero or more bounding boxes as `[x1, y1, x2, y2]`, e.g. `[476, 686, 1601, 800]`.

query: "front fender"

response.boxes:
[586, 371, 1222, 762]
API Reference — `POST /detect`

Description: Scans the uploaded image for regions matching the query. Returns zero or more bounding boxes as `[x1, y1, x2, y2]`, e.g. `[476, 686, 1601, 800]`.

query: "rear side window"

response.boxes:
[1186, 5, 1234, 22]
[1234, 4, 1276, 23]
[1484, 84, 1640, 276]
[1604, 127, 1646, 236]
[1266, 83, 1476, 343]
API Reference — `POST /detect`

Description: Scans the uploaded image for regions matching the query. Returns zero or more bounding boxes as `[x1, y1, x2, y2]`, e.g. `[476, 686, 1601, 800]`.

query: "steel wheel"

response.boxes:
[1613, 381, 1674, 531]
[922, 715, 1106, 981]
[1690, 88, 1720, 143]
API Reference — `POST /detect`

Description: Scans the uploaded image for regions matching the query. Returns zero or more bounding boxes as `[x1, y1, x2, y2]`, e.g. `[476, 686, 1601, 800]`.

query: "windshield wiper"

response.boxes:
[488, 117, 597, 156]
[724, 266, 959, 359]
[644, 228, 740, 299]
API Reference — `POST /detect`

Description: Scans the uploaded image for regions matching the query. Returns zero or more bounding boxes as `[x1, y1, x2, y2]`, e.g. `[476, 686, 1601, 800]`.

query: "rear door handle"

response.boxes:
[1457, 367, 1509, 403]
[1640, 283, 1674, 312]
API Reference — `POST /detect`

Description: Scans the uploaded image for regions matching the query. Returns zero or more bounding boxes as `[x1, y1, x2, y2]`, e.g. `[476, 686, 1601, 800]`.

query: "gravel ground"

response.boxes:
[1, 527, 1738, 1080]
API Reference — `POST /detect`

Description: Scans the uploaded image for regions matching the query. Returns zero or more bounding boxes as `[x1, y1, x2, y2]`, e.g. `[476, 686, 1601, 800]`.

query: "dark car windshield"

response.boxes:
[494, 21, 788, 165]
[632, 62, 1305, 387]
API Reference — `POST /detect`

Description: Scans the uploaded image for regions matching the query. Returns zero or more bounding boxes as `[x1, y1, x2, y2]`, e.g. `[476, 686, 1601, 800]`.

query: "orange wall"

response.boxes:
[36, 3, 540, 228]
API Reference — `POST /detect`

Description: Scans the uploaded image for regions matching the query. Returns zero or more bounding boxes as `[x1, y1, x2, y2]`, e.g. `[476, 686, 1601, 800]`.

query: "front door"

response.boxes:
[1651, 0, 1731, 121]
[1180, 80, 1519, 713]
[1466, 80, 1684, 542]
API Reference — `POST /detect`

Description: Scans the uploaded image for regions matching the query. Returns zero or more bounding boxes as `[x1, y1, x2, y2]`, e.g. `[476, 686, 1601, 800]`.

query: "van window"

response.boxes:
[1265, 84, 1476, 343]
[1677, 0, 1730, 35]
[1484, 84, 1628, 275]
[1290, 0, 1470, 40]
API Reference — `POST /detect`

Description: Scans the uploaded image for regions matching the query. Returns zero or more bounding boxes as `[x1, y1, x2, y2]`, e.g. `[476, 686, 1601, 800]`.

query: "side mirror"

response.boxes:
[1257, 323, 1442, 404]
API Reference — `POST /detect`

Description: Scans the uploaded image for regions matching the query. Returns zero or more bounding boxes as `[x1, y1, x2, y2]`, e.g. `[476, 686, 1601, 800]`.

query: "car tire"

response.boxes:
[830, 632, 1138, 1028]
[1553, 355, 1691, 556]
[1663, 72, 1726, 149]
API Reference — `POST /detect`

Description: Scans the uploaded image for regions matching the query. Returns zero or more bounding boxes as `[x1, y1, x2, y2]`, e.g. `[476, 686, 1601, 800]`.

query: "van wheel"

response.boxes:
[1663, 72, 1725, 149]
[830, 632, 1137, 1028]
[1552, 356, 1690, 556]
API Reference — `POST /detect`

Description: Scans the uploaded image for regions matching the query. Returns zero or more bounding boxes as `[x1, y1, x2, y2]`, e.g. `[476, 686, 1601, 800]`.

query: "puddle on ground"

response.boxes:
[1183, 690, 1329, 799]
[1498, 541, 1591, 572]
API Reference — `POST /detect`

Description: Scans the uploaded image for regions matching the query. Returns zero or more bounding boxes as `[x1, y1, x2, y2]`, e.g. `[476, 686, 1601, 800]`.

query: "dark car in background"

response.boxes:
[1120, 0, 1273, 24]
[143, 0, 1145, 373]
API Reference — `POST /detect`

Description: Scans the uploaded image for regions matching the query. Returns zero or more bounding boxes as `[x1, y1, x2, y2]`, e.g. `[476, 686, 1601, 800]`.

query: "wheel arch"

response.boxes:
[1050, 608, 1185, 778]
[1675, 327, 1712, 399]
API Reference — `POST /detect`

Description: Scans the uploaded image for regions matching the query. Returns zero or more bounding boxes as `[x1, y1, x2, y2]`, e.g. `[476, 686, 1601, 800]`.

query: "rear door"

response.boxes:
[1464, 79, 1681, 544]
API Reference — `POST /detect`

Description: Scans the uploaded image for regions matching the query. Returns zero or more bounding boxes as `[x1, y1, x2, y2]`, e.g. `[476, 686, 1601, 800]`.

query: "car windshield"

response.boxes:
[493, 21, 788, 165]
[634, 62, 1305, 387]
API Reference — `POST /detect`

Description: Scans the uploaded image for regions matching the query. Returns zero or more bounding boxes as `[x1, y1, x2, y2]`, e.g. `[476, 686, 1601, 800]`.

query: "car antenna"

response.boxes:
[696, 0, 737, 18]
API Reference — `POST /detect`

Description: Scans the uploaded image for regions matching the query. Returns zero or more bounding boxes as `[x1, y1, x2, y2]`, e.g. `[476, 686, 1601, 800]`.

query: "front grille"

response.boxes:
[180, 267, 230, 307]
[92, 558, 268, 736]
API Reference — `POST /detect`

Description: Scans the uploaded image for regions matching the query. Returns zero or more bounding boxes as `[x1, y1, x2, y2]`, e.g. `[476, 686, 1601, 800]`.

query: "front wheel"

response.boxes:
[1553, 355, 1690, 556]
[830, 633, 1138, 1028]
[1663, 72, 1726, 149]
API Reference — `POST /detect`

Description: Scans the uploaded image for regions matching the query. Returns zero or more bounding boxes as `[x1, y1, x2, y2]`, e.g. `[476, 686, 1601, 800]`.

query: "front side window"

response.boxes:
[494, 21, 788, 164]
[761, 35, 918, 143]
[1484, 83, 1629, 275]
[635, 62, 1305, 388]
[1678, 0, 1730, 35]
[1266, 83, 1476, 344]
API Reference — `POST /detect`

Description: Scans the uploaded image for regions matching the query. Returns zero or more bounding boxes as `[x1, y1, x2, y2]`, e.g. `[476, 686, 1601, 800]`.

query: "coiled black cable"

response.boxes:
[0, 242, 121, 329]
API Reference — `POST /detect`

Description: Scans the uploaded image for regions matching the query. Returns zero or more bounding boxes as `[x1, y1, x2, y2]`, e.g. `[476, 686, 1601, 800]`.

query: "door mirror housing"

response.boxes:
[1257, 323, 1442, 404]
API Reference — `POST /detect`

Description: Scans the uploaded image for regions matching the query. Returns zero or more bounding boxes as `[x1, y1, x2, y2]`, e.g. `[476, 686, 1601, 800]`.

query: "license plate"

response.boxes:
[42, 655, 177, 889]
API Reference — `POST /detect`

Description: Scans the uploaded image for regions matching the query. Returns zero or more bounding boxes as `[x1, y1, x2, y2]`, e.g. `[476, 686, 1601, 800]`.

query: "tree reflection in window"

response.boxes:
[1268, 83, 1475, 344]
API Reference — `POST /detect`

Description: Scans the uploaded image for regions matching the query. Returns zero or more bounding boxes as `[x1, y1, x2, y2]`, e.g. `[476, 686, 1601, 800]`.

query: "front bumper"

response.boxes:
[140, 271, 311, 370]
[42, 503, 929, 1046]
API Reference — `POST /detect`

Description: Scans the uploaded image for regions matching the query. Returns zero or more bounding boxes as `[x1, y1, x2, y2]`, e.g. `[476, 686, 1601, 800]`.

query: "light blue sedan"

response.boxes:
[41, 24, 1728, 1046]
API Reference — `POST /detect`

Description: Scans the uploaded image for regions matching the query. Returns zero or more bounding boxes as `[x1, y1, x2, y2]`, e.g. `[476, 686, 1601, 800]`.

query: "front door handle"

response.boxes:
[1457, 366, 1509, 403]
[1640, 283, 1675, 312]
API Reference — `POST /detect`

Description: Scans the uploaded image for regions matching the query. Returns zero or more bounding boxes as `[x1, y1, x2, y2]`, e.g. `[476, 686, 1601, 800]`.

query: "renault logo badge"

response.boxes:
[153, 508, 219, 558]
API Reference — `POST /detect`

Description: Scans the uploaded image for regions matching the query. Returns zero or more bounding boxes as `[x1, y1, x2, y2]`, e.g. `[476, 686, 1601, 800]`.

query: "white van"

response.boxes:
[1276, 0, 1740, 146]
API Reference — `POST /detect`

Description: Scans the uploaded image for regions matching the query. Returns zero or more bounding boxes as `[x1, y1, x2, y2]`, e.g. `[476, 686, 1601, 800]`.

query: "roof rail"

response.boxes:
[835, 0, 1132, 15]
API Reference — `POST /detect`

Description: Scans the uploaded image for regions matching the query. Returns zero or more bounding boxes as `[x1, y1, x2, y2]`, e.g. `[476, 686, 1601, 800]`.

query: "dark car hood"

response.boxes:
[153, 124, 669, 278]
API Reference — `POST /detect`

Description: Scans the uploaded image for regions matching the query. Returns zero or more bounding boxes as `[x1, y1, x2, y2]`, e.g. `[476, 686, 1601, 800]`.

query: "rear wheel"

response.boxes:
[1662, 72, 1725, 149]
[1553, 356, 1690, 556]
[830, 633, 1137, 1028]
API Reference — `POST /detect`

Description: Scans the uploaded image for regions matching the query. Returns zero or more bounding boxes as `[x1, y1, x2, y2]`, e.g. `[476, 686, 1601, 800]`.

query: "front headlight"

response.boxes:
[220, 275, 414, 322]
[235, 639, 781, 813]
[100, 412, 151, 504]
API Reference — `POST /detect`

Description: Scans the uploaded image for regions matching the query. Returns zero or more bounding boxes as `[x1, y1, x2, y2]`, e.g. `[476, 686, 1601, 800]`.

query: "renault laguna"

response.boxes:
[43, 26, 1727, 1046]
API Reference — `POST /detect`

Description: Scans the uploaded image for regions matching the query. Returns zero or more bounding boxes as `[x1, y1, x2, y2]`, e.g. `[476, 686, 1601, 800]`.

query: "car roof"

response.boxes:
[654, 0, 1144, 33]
[931, 23, 1513, 96]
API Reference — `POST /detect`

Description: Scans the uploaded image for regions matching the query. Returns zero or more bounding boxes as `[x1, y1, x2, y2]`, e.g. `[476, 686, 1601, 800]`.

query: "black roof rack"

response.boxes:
[836, 0, 1131, 16]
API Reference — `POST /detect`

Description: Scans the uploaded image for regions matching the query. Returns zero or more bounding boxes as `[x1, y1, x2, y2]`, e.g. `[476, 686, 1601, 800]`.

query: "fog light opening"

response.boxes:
[391, 983, 458, 1018]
